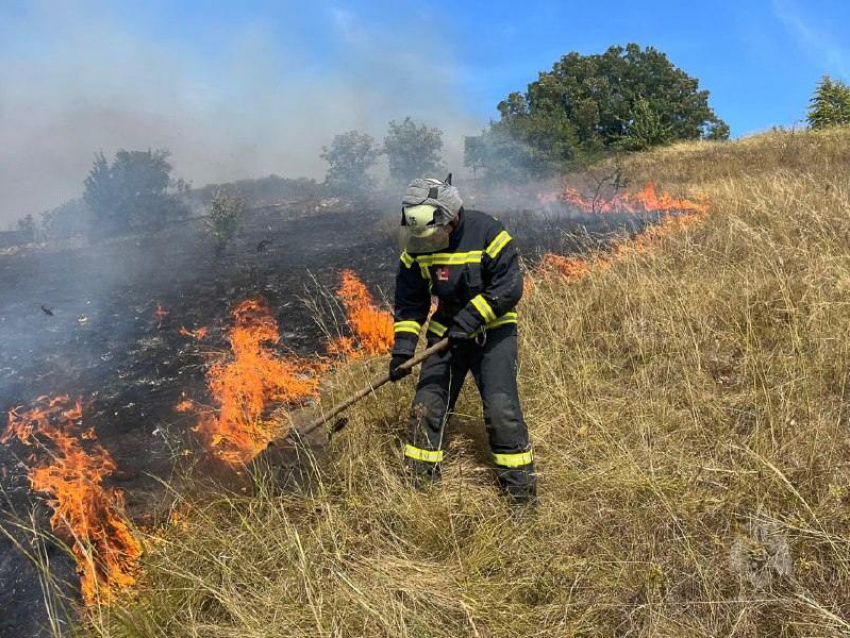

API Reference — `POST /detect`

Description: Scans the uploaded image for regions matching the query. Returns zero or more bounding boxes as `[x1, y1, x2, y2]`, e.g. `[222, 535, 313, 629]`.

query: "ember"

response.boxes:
[1, 396, 141, 605]
[153, 302, 169, 329]
[174, 396, 194, 412]
[329, 269, 394, 357]
[190, 299, 321, 464]
[179, 326, 208, 340]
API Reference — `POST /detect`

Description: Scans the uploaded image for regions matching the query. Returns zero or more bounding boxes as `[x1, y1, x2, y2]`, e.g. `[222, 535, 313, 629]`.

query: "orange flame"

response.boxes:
[191, 299, 321, 464]
[540, 182, 709, 216]
[174, 397, 193, 413]
[179, 326, 208, 340]
[541, 254, 600, 282]
[542, 184, 710, 280]
[329, 270, 394, 357]
[1, 396, 141, 605]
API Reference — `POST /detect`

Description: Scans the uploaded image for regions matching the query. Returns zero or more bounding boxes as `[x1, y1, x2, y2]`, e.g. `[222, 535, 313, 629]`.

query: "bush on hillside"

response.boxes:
[808, 75, 850, 129]
[384, 117, 444, 183]
[205, 191, 245, 253]
[83, 149, 190, 237]
[321, 131, 381, 193]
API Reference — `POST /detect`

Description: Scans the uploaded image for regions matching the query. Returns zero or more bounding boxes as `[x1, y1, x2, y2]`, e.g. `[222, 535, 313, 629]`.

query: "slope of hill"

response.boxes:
[88, 128, 850, 637]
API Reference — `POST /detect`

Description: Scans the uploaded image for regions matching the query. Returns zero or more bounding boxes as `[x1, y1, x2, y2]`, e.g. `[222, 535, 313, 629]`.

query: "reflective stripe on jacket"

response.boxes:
[392, 209, 522, 356]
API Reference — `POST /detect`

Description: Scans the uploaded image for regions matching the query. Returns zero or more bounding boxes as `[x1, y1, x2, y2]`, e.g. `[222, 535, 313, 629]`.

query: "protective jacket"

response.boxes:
[392, 209, 522, 354]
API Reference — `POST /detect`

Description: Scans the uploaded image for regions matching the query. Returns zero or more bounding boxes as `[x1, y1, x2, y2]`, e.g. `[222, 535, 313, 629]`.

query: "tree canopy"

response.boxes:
[384, 117, 444, 183]
[206, 191, 245, 254]
[83, 149, 189, 236]
[321, 131, 381, 192]
[467, 43, 729, 178]
[808, 75, 850, 129]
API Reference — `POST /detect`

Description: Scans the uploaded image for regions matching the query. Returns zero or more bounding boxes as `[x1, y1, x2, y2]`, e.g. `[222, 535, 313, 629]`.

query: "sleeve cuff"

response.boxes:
[452, 306, 484, 335]
[392, 332, 418, 356]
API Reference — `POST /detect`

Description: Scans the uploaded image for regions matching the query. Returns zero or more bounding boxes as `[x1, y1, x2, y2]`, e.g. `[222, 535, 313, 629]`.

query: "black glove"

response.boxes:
[389, 354, 413, 382]
[447, 322, 472, 341]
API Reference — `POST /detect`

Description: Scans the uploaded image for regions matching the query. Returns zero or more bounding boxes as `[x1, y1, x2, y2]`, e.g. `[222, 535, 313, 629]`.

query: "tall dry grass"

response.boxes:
[85, 127, 850, 637]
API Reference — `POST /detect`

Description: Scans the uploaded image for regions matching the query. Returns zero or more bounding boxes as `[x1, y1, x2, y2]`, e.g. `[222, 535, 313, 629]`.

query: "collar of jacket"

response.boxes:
[446, 209, 465, 248]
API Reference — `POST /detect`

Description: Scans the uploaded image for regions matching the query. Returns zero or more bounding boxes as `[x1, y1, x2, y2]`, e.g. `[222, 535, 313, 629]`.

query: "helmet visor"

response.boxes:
[398, 224, 451, 253]
[400, 204, 450, 252]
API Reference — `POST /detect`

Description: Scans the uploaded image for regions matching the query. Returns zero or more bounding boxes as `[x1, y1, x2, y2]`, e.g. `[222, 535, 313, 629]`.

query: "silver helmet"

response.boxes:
[399, 174, 463, 253]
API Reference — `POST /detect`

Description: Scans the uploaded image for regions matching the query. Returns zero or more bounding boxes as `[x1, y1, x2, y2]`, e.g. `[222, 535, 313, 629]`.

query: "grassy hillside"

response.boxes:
[89, 128, 850, 637]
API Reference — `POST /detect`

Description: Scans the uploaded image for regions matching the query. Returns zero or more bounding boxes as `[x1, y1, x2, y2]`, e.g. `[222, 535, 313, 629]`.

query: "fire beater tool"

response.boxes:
[266, 337, 450, 448]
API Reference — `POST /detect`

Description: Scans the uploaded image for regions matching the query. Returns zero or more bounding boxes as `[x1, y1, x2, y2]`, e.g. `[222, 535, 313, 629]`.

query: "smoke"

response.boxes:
[0, 1, 482, 225]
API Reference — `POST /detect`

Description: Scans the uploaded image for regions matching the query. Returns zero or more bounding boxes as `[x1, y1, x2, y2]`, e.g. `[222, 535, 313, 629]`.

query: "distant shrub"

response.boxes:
[83, 149, 190, 237]
[808, 75, 850, 129]
[206, 191, 245, 252]
[384, 117, 444, 183]
[321, 131, 381, 193]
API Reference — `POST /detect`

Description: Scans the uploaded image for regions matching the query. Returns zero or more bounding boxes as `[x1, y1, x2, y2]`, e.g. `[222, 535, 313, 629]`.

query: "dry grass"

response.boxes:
[85, 128, 850, 636]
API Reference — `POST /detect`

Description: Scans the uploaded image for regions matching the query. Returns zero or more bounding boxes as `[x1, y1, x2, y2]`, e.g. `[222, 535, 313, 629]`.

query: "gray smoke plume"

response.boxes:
[0, 1, 481, 225]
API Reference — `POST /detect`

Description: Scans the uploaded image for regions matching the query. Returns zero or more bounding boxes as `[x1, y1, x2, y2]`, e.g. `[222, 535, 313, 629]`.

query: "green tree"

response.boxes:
[618, 97, 672, 151]
[83, 149, 189, 236]
[467, 43, 729, 178]
[383, 117, 444, 182]
[808, 75, 850, 129]
[206, 191, 245, 254]
[321, 131, 381, 192]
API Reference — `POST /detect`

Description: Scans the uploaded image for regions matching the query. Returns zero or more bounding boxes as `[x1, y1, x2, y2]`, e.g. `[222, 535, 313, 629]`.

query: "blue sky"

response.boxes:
[21, 0, 842, 135]
[6, 0, 849, 131]
[1, 0, 849, 220]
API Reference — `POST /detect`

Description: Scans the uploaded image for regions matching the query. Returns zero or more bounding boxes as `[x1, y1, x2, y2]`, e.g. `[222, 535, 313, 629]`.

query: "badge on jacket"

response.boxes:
[436, 266, 450, 281]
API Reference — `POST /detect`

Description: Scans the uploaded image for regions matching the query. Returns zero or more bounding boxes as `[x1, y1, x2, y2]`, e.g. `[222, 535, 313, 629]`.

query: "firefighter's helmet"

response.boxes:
[399, 174, 462, 253]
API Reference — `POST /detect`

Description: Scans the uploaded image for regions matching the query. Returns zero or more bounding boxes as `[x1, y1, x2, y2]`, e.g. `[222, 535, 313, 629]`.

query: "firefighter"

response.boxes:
[388, 175, 536, 503]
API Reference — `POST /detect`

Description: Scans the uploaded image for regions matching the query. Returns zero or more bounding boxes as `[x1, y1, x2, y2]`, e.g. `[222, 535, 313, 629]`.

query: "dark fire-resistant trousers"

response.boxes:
[405, 327, 536, 501]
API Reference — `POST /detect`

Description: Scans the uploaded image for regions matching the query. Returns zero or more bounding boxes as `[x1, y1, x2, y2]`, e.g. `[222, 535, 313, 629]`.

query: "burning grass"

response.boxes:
[84, 127, 850, 636]
[178, 326, 208, 340]
[2, 396, 141, 606]
[190, 299, 321, 464]
[559, 181, 708, 216]
[542, 185, 710, 281]
[328, 269, 394, 357]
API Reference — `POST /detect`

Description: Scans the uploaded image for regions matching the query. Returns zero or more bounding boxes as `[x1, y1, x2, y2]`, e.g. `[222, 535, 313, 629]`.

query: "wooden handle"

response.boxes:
[293, 337, 450, 438]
